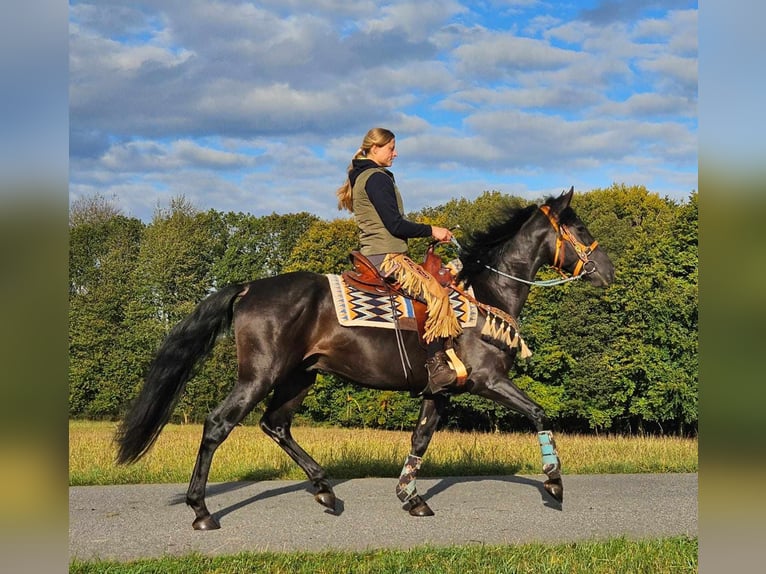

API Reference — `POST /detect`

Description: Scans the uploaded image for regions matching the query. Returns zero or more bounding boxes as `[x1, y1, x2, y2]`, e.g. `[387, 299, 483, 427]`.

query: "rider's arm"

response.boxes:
[366, 172, 432, 239]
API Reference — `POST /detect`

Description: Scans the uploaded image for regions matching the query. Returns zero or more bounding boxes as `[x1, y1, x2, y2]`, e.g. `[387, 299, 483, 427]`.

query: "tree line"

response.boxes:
[68, 184, 697, 435]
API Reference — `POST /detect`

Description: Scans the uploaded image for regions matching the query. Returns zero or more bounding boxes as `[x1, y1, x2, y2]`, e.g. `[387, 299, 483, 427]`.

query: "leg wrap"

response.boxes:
[538, 430, 562, 479]
[396, 454, 423, 503]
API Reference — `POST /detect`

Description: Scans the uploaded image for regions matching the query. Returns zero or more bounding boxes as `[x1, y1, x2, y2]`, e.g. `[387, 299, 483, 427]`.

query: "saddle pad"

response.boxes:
[326, 274, 478, 330]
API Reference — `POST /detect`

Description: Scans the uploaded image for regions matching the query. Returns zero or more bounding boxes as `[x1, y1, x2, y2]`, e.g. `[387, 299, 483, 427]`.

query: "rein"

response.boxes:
[482, 264, 583, 286]
[388, 289, 414, 383]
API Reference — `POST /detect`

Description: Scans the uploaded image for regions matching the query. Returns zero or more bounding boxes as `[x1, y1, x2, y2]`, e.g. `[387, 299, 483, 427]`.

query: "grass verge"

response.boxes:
[69, 536, 698, 573]
[70, 421, 697, 486]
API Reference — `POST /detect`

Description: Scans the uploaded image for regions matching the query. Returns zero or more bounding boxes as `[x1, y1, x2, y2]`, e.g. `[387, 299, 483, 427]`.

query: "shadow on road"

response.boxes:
[422, 475, 562, 511]
[168, 479, 353, 524]
[166, 474, 560, 525]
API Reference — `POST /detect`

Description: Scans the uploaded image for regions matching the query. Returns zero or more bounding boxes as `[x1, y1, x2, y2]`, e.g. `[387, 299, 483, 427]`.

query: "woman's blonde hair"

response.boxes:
[336, 127, 396, 212]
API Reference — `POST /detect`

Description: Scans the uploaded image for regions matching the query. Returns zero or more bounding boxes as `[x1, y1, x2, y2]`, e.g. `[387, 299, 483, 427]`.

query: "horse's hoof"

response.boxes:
[315, 489, 337, 511]
[544, 478, 564, 503]
[405, 496, 435, 516]
[192, 515, 221, 530]
[409, 502, 435, 516]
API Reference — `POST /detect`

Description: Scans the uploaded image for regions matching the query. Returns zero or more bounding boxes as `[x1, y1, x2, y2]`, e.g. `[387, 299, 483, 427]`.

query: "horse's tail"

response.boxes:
[115, 282, 248, 464]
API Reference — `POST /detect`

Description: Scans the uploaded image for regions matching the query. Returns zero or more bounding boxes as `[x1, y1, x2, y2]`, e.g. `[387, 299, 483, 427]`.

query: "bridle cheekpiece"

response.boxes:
[539, 205, 599, 277]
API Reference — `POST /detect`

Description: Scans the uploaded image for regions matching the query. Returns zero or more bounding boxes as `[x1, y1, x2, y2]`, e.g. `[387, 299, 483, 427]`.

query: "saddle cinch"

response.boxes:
[340, 245, 454, 344]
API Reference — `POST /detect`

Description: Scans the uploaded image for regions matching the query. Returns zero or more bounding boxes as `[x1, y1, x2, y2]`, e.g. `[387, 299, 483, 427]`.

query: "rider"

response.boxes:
[336, 127, 468, 396]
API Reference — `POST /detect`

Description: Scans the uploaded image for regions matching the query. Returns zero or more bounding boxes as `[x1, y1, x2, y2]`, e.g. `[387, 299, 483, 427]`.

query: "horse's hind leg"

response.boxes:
[259, 371, 336, 511]
[396, 395, 450, 517]
[186, 378, 273, 530]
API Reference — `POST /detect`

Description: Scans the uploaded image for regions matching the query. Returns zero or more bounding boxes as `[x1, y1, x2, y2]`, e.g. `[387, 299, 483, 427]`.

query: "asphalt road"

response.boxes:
[70, 473, 697, 562]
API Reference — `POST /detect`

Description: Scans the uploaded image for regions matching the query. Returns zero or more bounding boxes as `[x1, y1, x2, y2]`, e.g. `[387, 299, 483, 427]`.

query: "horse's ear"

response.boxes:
[547, 186, 574, 214]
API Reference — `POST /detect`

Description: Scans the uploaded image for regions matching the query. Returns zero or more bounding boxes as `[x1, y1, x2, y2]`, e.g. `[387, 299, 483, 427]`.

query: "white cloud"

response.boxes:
[440, 85, 602, 114]
[638, 54, 697, 96]
[634, 9, 697, 51]
[89, 139, 254, 172]
[68, 21, 192, 75]
[401, 131, 505, 165]
[364, 0, 466, 42]
[666, 10, 698, 56]
[68, 1, 698, 220]
[454, 32, 582, 79]
[597, 93, 696, 118]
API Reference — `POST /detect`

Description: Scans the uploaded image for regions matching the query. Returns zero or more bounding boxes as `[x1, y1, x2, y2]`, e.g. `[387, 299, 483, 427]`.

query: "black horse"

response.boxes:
[116, 188, 614, 530]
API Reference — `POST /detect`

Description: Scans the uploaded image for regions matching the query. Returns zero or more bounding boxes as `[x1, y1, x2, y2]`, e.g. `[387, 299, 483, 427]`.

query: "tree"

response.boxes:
[212, 211, 319, 284]
[69, 211, 144, 417]
[284, 218, 359, 274]
[618, 192, 698, 433]
[516, 184, 697, 434]
[69, 192, 122, 228]
[67, 186, 698, 434]
[129, 197, 224, 326]
[300, 375, 421, 430]
[118, 197, 228, 421]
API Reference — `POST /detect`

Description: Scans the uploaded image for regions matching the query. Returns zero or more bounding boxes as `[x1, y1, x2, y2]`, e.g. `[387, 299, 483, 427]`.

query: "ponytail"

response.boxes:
[336, 148, 367, 212]
[336, 177, 353, 212]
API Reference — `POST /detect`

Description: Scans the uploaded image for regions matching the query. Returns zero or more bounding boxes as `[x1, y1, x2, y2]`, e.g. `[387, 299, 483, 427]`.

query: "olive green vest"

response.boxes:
[352, 168, 408, 256]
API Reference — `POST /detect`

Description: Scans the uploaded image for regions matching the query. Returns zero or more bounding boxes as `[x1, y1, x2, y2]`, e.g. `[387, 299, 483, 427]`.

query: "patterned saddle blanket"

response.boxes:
[326, 274, 478, 331]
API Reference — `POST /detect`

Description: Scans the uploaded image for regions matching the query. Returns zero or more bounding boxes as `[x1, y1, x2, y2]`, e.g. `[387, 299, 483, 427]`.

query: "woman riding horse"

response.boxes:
[336, 127, 468, 396]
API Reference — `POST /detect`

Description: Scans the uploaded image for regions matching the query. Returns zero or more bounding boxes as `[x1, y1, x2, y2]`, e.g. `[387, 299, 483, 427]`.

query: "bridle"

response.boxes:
[455, 204, 601, 287]
[538, 204, 599, 278]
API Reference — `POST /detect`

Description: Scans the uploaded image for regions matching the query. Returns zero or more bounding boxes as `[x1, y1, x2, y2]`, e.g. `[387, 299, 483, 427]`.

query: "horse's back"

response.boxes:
[235, 271, 331, 310]
[234, 271, 337, 338]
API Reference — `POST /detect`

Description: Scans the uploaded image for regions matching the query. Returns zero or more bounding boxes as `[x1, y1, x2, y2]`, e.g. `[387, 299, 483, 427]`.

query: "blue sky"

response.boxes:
[69, 0, 698, 221]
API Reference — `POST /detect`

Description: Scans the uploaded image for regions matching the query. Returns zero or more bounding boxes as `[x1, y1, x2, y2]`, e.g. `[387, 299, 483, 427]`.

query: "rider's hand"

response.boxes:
[430, 226, 452, 242]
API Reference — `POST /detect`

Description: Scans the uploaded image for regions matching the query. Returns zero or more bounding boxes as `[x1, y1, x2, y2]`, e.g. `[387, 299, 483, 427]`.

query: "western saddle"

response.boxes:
[340, 244, 454, 343]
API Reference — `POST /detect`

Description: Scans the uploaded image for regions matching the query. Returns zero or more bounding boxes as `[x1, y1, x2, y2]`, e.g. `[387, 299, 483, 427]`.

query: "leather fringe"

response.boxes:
[449, 283, 532, 359]
[381, 253, 462, 343]
[481, 311, 532, 358]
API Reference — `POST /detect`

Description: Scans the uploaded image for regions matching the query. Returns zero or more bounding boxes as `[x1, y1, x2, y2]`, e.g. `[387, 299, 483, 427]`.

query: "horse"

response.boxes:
[116, 187, 614, 530]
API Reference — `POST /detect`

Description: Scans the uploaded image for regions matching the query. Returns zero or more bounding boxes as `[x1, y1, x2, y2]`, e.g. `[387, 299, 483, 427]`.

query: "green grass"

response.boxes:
[69, 536, 698, 573]
[69, 420, 697, 486]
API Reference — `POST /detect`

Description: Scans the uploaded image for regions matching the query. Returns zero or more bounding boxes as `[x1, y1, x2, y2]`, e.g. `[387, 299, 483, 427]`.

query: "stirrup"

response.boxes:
[444, 348, 470, 383]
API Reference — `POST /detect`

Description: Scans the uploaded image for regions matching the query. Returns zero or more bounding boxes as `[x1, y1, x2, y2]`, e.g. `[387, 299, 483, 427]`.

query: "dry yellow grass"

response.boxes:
[69, 420, 697, 485]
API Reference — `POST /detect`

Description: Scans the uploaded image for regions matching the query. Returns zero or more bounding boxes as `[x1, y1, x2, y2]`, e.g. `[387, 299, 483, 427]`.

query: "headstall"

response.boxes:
[538, 205, 599, 277]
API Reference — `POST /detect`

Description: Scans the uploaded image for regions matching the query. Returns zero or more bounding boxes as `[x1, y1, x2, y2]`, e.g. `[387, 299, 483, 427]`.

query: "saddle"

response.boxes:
[340, 247, 471, 386]
[343, 245, 452, 293]
[340, 245, 454, 342]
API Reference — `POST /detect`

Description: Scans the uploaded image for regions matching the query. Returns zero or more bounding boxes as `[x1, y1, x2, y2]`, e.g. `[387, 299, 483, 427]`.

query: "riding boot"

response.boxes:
[422, 350, 460, 396]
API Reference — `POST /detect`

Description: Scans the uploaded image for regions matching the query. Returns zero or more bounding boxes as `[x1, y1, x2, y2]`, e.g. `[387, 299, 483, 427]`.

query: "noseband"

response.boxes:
[539, 205, 599, 277]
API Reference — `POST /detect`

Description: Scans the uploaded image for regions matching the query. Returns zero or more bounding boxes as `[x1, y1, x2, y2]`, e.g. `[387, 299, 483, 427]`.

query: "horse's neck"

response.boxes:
[472, 269, 533, 318]
[471, 229, 548, 317]
[473, 278, 529, 317]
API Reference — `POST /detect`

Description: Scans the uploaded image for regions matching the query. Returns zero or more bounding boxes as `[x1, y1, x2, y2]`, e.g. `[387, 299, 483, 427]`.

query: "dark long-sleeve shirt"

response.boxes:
[349, 159, 431, 240]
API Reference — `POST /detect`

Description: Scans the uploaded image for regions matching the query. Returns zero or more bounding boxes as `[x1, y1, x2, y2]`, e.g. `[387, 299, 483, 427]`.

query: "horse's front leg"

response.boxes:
[537, 429, 563, 502]
[396, 395, 449, 516]
[475, 378, 564, 503]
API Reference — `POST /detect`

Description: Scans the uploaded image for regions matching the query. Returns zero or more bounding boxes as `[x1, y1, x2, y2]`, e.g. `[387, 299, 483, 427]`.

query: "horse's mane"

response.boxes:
[456, 195, 578, 285]
[456, 203, 538, 285]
